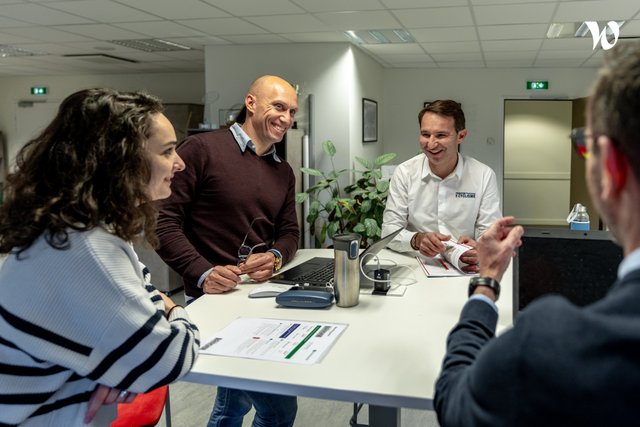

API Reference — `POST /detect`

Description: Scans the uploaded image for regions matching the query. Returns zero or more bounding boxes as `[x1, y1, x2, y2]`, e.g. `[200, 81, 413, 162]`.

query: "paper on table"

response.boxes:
[200, 317, 347, 365]
[416, 239, 475, 277]
[416, 254, 463, 277]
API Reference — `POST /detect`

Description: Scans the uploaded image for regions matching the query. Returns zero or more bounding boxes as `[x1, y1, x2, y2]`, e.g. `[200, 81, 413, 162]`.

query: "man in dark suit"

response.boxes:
[434, 41, 640, 426]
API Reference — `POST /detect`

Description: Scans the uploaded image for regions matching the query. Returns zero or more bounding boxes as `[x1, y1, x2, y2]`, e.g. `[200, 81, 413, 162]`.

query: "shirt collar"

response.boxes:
[422, 152, 464, 181]
[229, 122, 281, 163]
[618, 246, 640, 279]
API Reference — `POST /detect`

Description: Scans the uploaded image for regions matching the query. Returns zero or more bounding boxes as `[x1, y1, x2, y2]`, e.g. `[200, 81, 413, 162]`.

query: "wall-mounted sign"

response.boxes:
[526, 81, 549, 90]
[30, 86, 48, 95]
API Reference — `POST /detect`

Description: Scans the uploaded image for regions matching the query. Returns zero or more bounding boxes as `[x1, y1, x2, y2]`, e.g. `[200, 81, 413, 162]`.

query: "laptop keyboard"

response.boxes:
[295, 262, 335, 284]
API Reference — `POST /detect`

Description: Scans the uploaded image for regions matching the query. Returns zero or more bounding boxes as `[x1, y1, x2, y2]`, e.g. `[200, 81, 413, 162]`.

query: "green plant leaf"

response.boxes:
[374, 152, 397, 166]
[295, 192, 309, 204]
[320, 223, 328, 245]
[327, 221, 340, 238]
[376, 180, 390, 193]
[355, 156, 371, 170]
[364, 218, 380, 237]
[323, 140, 336, 157]
[360, 199, 372, 213]
[353, 223, 366, 233]
[325, 198, 336, 213]
[309, 200, 320, 215]
[300, 167, 324, 176]
[348, 188, 367, 196]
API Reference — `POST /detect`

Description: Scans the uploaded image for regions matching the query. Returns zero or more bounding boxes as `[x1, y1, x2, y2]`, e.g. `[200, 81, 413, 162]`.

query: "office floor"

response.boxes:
[163, 289, 440, 427]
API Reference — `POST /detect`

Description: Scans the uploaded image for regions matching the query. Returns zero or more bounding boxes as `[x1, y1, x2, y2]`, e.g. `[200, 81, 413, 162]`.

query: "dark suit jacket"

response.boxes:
[434, 268, 640, 427]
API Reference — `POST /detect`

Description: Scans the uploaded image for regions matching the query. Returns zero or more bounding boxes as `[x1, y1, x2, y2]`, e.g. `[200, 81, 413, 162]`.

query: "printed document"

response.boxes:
[416, 239, 475, 277]
[200, 317, 347, 365]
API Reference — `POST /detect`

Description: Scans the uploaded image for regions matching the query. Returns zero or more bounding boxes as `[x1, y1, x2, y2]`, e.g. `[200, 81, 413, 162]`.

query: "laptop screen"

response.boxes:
[513, 228, 623, 317]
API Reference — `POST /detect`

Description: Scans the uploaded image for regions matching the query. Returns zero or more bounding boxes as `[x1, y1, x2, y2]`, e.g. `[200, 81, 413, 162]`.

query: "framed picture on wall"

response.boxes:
[362, 98, 378, 143]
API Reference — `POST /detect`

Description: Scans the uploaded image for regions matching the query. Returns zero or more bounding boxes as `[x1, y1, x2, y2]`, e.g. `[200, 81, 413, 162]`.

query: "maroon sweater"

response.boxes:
[156, 128, 299, 298]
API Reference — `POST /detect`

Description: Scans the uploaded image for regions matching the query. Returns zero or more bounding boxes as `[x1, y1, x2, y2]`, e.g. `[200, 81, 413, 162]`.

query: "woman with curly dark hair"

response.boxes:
[0, 88, 199, 426]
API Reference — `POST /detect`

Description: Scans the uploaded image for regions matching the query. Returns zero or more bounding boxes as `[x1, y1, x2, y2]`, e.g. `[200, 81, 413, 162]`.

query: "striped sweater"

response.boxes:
[0, 226, 200, 426]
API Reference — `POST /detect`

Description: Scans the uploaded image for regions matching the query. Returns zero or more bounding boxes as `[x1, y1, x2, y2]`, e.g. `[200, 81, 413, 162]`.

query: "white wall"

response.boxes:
[204, 43, 387, 178]
[350, 46, 385, 170]
[0, 72, 204, 166]
[382, 67, 599, 197]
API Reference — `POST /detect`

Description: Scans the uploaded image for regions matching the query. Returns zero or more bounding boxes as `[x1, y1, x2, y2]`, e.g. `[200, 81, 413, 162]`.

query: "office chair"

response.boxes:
[110, 385, 171, 427]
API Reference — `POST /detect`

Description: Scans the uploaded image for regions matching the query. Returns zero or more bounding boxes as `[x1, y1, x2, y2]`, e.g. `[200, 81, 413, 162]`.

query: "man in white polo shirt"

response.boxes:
[382, 100, 501, 273]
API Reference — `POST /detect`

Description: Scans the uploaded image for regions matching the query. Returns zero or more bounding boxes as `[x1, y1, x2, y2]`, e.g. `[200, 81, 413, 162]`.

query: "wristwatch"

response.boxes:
[268, 249, 283, 272]
[468, 277, 501, 301]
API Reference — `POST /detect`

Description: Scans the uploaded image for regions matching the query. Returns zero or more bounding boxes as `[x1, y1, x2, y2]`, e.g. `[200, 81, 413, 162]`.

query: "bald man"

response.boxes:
[156, 75, 299, 426]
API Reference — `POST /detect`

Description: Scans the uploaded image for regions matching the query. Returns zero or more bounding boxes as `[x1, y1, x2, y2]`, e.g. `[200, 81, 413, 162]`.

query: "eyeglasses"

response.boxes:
[571, 127, 590, 159]
[237, 216, 269, 266]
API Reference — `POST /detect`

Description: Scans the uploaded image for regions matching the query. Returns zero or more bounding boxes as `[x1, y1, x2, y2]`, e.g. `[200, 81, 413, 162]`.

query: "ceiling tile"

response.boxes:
[394, 7, 473, 28]
[0, 14, 31, 27]
[221, 34, 291, 44]
[622, 20, 640, 36]
[391, 62, 438, 68]
[430, 52, 483, 61]
[437, 60, 485, 68]
[162, 36, 230, 47]
[470, 0, 557, 4]
[6, 42, 86, 55]
[154, 49, 205, 60]
[55, 23, 149, 40]
[292, 0, 385, 13]
[484, 50, 537, 61]
[541, 38, 596, 50]
[553, 1, 640, 22]
[373, 53, 433, 63]
[177, 17, 268, 36]
[61, 40, 152, 53]
[2, 26, 93, 43]
[421, 40, 481, 53]
[281, 32, 350, 42]
[478, 24, 548, 40]
[361, 43, 423, 54]
[381, 0, 467, 7]
[116, 0, 230, 20]
[44, 0, 160, 22]
[534, 58, 587, 67]
[408, 26, 477, 42]
[314, 10, 401, 30]
[201, 0, 305, 16]
[481, 39, 543, 51]
[0, 3, 92, 25]
[473, 4, 556, 25]
[114, 21, 206, 38]
[0, 30, 38, 44]
[537, 49, 593, 60]
[245, 14, 334, 33]
[485, 59, 535, 68]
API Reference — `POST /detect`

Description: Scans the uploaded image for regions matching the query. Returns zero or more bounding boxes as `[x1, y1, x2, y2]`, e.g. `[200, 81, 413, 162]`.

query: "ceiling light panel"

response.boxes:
[343, 29, 415, 44]
[107, 39, 192, 52]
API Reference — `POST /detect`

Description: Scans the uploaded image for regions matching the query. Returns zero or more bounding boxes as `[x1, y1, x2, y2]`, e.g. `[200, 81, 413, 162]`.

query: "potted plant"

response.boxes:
[295, 140, 397, 248]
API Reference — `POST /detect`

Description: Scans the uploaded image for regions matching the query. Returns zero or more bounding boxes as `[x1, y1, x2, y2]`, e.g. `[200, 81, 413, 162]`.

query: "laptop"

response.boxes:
[271, 228, 402, 287]
[513, 227, 623, 318]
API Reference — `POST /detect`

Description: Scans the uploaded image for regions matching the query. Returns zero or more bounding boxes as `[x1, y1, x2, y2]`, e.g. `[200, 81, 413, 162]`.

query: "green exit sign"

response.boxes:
[527, 81, 549, 90]
[31, 86, 48, 95]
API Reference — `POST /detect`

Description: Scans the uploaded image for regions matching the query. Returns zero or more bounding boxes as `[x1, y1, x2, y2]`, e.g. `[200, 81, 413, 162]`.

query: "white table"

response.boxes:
[182, 249, 513, 426]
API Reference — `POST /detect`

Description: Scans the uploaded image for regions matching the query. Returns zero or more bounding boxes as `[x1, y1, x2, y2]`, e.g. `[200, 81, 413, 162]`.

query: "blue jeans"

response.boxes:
[207, 387, 297, 427]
